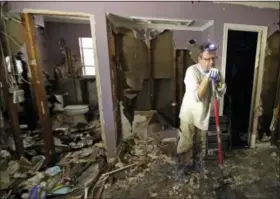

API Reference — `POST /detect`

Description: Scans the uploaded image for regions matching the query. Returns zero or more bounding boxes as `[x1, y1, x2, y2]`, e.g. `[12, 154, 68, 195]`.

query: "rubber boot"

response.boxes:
[193, 152, 207, 177]
[174, 153, 189, 183]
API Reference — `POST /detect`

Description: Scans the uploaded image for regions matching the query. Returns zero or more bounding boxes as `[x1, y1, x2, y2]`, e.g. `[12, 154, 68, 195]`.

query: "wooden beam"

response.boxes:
[177, 50, 185, 106]
[21, 13, 55, 165]
[106, 19, 122, 146]
[172, 49, 178, 127]
[147, 39, 155, 110]
[0, 45, 24, 157]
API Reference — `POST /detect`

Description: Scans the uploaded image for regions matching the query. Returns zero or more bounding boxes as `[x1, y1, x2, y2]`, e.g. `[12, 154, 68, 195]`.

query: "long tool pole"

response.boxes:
[212, 81, 237, 199]
[212, 80, 224, 167]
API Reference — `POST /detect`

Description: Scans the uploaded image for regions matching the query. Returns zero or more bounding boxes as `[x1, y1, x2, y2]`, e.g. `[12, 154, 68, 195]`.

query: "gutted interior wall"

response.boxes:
[117, 29, 174, 111]
[259, 31, 280, 136]
[115, 27, 198, 133]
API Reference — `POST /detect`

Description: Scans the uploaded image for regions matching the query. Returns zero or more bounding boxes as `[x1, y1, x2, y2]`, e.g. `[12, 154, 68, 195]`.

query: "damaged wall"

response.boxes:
[173, 27, 215, 49]
[117, 29, 174, 111]
[9, 2, 279, 154]
[259, 30, 280, 136]
[173, 30, 202, 49]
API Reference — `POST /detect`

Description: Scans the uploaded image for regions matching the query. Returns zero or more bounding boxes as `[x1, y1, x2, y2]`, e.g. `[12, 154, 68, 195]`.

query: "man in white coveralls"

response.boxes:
[175, 43, 227, 180]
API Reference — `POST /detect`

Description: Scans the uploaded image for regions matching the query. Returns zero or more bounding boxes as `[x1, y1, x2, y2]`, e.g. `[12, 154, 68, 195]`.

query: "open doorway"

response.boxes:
[220, 24, 268, 149]
[0, 8, 105, 164]
[26, 13, 102, 154]
[223, 30, 258, 147]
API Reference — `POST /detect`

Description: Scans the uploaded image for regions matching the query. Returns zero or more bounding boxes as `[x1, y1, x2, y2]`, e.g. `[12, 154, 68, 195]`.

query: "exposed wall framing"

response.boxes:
[106, 19, 122, 147]
[109, 25, 197, 140]
[0, 44, 24, 157]
[21, 13, 55, 165]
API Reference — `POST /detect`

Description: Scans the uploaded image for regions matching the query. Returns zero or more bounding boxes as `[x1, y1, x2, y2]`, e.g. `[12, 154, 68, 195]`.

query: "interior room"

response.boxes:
[34, 14, 99, 127]
[0, 1, 280, 199]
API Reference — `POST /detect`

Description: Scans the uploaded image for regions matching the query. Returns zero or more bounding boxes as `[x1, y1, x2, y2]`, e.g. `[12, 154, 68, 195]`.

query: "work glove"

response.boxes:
[206, 68, 219, 83]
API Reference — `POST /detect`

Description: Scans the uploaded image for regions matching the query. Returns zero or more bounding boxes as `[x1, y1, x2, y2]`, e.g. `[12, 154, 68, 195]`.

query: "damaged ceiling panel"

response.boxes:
[107, 13, 214, 31]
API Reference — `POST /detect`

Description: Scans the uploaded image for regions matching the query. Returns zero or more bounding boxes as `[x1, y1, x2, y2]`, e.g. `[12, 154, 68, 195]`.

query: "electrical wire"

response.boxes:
[2, 17, 16, 85]
[0, 31, 22, 49]
[0, 3, 23, 87]
[0, 42, 13, 87]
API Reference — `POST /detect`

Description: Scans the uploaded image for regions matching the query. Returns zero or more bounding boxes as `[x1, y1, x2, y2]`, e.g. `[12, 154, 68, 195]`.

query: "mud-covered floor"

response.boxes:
[102, 136, 280, 199]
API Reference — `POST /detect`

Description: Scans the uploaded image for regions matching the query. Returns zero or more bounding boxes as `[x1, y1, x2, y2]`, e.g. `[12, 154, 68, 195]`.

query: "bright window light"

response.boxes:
[78, 37, 95, 76]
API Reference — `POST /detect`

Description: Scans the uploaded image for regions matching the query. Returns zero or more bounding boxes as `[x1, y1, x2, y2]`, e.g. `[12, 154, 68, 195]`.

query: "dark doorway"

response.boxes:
[223, 30, 258, 147]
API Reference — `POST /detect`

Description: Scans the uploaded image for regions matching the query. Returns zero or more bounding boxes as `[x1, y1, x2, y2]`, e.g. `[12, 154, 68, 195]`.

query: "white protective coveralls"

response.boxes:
[177, 63, 226, 160]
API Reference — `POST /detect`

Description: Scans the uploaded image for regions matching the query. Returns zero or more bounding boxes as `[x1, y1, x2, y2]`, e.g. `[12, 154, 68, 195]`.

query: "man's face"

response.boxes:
[198, 51, 217, 73]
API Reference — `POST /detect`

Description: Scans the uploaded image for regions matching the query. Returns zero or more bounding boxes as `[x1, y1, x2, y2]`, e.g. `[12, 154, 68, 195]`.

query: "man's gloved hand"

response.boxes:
[206, 68, 219, 82]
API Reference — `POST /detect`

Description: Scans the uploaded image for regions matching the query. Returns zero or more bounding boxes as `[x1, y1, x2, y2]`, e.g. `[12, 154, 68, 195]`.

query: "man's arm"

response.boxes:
[184, 67, 211, 102]
[197, 76, 211, 100]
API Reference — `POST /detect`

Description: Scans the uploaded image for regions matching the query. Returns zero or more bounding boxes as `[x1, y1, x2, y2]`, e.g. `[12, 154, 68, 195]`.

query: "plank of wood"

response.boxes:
[177, 50, 185, 106]
[106, 19, 122, 147]
[146, 39, 155, 110]
[172, 49, 178, 126]
[21, 13, 55, 165]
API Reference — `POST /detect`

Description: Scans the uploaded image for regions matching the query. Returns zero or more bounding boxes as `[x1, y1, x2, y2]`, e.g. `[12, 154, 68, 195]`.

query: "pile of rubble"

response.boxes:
[53, 120, 102, 151]
[0, 120, 109, 199]
[101, 133, 211, 199]
[101, 135, 176, 190]
[20, 120, 102, 155]
[0, 142, 108, 199]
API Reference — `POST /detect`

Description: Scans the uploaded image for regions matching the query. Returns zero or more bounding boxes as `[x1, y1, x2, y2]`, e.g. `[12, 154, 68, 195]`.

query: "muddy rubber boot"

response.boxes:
[174, 153, 189, 183]
[194, 152, 207, 177]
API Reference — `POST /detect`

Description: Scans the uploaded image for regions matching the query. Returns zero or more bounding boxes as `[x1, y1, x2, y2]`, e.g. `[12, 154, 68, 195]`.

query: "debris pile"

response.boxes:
[0, 144, 107, 199]
[3, 121, 102, 158]
[100, 135, 178, 193]
[53, 120, 102, 150]
[0, 120, 109, 199]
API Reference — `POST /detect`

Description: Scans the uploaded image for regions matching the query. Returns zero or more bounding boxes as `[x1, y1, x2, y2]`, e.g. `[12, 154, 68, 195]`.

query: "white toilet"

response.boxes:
[64, 105, 89, 124]
[54, 95, 89, 125]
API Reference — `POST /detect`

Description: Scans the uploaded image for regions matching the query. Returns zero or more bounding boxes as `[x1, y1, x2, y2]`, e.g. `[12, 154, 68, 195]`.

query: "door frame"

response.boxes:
[220, 23, 268, 147]
[21, 9, 117, 156]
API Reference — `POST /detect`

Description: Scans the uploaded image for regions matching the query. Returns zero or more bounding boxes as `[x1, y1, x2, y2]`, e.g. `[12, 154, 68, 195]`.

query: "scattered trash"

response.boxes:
[0, 113, 279, 199]
[45, 166, 61, 177]
[0, 120, 107, 199]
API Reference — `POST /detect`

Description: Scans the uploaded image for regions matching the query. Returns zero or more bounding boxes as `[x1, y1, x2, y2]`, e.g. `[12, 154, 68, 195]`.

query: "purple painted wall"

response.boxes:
[9, 1, 279, 155]
[35, 27, 49, 73]
[45, 22, 91, 68]
[173, 30, 202, 49]
[202, 26, 215, 44]
[43, 22, 98, 105]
